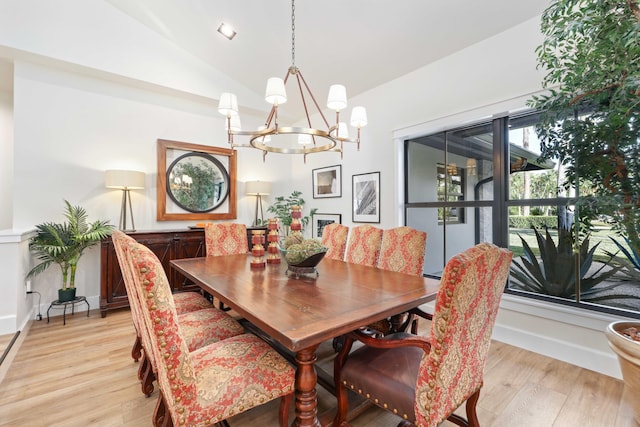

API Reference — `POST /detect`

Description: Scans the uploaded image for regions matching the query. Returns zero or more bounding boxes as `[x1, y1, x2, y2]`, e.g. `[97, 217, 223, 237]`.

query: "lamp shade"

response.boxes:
[327, 84, 347, 111]
[218, 92, 238, 116]
[245, 180, 271, 196]
[265, 78, 287, 105]
[226, 114, 242, 131]
[105, 170, 145, 189]
[350, 106, 368, 128]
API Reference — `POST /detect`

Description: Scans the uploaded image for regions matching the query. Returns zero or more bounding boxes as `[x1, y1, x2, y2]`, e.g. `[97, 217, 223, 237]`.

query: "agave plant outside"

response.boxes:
[510, 227, 625, 303]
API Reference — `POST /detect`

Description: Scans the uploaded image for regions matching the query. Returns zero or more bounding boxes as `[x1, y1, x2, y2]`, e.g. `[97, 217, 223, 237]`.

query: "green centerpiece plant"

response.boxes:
[26, 200, 114, 302]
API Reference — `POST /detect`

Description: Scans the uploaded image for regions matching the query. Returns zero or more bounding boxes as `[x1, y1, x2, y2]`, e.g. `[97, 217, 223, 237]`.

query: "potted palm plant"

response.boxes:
[26, 200, 113, 302]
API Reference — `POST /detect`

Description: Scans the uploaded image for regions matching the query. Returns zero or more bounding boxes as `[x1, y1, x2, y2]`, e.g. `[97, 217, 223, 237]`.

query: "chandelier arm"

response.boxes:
[294, 72, 317, 146]
[296, 70, 332, 129]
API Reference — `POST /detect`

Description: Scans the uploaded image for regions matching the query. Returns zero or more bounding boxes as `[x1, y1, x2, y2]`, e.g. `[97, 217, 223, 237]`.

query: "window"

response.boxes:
[437, 163, 465, 224]
[405, 110, 640, 319]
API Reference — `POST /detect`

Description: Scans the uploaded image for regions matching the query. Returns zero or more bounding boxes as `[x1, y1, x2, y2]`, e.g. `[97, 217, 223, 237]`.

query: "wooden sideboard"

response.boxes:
[100, 229, 206, 317]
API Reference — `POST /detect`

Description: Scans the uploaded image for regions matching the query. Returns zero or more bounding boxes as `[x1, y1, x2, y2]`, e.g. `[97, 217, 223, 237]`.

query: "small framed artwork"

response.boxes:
[312, 213, 342, 239]
[352, 172, 380, 223]
[312, 165, 342, 198]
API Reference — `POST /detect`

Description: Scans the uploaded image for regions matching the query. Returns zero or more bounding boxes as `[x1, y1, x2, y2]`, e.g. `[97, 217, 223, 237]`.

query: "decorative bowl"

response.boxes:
[279, 245, 328, 278]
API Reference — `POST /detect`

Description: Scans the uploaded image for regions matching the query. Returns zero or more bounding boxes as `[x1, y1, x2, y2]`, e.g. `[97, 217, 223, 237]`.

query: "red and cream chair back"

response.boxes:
[377, 226, 427, 276]
[204, 222, 248, 256]
[414, 242, 511, 426]
[321, 223, 349, 261]
[344, 224, 383, 267]
[128, 241, 295, 427]
[334, 243, 512, 427]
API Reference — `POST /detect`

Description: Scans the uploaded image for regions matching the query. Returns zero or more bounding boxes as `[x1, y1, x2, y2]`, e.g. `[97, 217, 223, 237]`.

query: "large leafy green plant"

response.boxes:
[528, 0, 640, 263]
[510, 227, 624, 303]
[26, 200, 114, 290]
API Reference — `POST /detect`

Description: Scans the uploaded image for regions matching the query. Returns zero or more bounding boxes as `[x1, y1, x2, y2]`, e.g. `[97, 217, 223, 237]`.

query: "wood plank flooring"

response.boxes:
[0, 308, 636, 427]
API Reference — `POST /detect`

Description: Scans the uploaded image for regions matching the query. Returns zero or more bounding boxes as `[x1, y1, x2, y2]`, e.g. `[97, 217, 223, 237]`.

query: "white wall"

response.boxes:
[0, 82, 12, 229]
[10, 59, 292, 311]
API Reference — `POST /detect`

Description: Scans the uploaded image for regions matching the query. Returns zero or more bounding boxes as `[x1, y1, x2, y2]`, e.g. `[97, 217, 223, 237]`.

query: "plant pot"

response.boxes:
[606, 321, 640, 424]
[58, 287, 77, 302]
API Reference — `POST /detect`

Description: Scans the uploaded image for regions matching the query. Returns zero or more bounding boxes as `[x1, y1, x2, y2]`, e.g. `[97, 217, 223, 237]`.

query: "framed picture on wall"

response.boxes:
[352, 172, 380, 223]
[312, 213, 342, 239]
[312, 165, 341, 198]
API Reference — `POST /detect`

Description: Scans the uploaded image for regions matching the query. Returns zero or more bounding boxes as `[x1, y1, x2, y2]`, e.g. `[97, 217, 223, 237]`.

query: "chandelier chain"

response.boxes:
[291, 0, 296, 67]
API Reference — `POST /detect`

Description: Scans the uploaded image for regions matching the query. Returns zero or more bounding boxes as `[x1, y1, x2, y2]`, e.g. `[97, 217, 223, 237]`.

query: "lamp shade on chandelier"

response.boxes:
[218, 0, 368, 163]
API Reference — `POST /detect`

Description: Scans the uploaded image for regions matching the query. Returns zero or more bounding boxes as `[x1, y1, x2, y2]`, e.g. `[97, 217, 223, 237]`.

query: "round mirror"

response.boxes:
[166, 152, 229, 213]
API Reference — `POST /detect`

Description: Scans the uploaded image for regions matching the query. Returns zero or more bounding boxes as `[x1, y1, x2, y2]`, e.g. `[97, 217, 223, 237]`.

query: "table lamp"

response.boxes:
[245, 180, 271, 226]
[105, 170, 145, 232]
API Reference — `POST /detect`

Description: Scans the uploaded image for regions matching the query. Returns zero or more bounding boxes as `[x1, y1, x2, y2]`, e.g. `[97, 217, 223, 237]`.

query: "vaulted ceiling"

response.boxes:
[104, 0, 551, 104]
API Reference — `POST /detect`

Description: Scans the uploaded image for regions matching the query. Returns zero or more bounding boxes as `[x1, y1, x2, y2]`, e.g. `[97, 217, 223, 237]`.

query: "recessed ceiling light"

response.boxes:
[217, 22, 237, 40]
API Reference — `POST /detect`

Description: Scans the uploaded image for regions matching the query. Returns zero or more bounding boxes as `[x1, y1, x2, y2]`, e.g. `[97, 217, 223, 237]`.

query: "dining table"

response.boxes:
[171, 254, 440, 427]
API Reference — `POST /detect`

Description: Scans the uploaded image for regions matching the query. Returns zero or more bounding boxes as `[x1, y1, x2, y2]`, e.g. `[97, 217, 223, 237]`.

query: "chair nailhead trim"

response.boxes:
[345, 381, 407, 421]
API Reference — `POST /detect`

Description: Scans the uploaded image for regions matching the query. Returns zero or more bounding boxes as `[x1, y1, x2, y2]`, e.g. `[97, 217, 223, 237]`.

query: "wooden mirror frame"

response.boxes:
[157, 139, 237, 221]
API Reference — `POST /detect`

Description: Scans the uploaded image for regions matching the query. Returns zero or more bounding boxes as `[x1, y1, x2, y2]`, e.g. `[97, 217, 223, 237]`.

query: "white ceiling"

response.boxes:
[103, 0, 551, 109]
[1, 1, 551, 115]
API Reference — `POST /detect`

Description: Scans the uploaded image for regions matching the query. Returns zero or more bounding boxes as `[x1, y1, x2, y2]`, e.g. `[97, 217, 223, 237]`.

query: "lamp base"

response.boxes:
[119, 189, 136, 232]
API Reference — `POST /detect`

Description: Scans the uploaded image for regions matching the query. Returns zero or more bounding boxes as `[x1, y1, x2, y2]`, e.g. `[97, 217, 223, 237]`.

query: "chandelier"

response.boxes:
[217, 0, 368, 163]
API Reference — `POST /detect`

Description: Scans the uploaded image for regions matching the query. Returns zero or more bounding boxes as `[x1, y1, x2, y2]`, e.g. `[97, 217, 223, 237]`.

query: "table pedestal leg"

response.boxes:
[293, 345, 321, 427]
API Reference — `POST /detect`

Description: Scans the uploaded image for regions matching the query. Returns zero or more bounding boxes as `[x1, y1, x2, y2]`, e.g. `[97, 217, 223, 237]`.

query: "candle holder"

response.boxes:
[250, 229, 266, 268]
[267, 218, 281, 264]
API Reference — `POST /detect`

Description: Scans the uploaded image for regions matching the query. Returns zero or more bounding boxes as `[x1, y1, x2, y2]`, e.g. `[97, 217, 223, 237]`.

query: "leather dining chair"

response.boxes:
[112, 231, 245, 397]
[344, 224, 383, 267]
[321, 223, 349, 261]
[333, 243, 512, 427]
[127, 240, 295, 427]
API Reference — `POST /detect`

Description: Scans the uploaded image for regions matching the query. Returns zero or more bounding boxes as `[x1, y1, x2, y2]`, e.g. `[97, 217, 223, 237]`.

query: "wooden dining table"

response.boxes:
[171, 254, 440, 427]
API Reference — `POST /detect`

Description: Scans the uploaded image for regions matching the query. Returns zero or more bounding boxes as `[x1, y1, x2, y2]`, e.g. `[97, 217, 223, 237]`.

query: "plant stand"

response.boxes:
[47, 296, 90, 325]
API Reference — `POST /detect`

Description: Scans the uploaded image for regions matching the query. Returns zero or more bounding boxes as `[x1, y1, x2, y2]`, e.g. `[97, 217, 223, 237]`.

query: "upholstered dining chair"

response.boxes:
[128, 240, 295, 427]
[204, 222, 248, 257]
[344, 224, 383, 267]
[371, 226, 427, 335]
[333, 243, 512, 427]
[204, 222, 249, 310]
[112, 231, 245, 397]
[112, 231, 214, 362]
[321, 223, 349, 261]
[333, 224, 384, 351]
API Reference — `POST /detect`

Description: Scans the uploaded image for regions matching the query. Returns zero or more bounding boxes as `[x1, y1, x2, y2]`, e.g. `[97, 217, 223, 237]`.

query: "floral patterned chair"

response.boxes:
[204, 222, 249, 310]
[377, 226, 427, 276]
[128, 240, 295, 427]
[332, 224, 384, 351]
[333, 243, 512, 427]
[372, 226, 427, 334]
[344, 224, 383, 267]
[321, 223, 349, 261]
[204, 222, 248, 257]
[112, 231, 245, 397]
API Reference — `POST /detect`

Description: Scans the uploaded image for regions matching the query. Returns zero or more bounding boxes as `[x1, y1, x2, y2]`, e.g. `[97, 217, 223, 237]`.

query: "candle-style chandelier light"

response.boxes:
[217, 0, 368, 163]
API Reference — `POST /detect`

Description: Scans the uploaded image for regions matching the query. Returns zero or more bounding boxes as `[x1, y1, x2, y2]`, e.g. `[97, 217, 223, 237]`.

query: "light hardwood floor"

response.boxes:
[0, 308, 636, 427]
